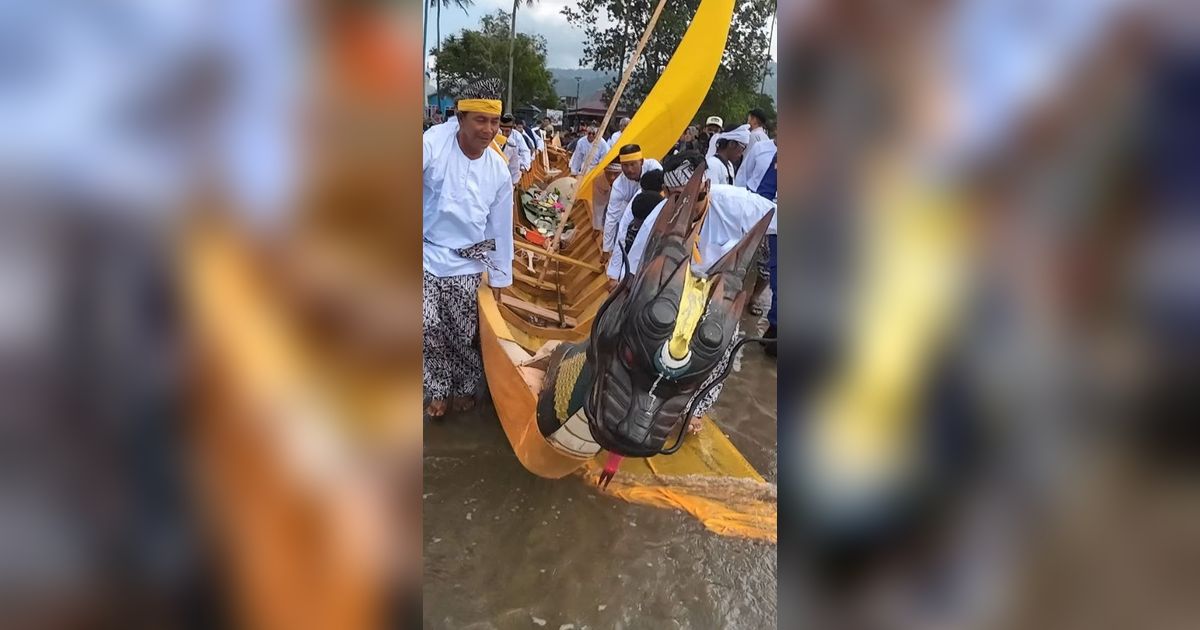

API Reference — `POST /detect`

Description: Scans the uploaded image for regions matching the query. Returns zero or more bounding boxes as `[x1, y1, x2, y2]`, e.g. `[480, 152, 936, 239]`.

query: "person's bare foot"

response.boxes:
[426, 399, 448, 418]
[688, 417, 703, 434]
[452, 396, 476, 412]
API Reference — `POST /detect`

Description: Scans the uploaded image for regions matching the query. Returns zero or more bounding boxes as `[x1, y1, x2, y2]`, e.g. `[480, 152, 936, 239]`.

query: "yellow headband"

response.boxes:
[619, 151, 644, 163]
[457, 98, 502, 116]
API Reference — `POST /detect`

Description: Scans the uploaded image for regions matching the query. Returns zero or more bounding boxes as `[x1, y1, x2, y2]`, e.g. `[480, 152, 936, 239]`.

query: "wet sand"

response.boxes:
[423, 315, 777, 629]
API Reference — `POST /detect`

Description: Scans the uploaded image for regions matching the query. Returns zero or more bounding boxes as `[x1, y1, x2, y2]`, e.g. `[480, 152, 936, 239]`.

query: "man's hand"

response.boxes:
[600, 251, 610, 265]
[492, 287, 503, 303]
[606, 279, 619, 292]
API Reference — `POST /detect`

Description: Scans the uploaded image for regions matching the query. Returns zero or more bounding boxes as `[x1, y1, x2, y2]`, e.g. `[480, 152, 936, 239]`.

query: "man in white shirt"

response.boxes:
[519, 119, 545, 153]
[705, 127, 749, 185]
[734, 137, 777, 192]
[422, 79, 514, 417]
[570, 126, 610, 175]
[593, 162, 624, 231]
[609, 117, 631, 147]
[747, 107, 771, 146]
[602, 144, 662, 262]
[707, 122, 751, 158]
[499, 114, 531, 185]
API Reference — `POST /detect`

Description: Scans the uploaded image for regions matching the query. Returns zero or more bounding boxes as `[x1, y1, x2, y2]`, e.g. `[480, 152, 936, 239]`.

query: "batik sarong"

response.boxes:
[422, 271, 484, 400]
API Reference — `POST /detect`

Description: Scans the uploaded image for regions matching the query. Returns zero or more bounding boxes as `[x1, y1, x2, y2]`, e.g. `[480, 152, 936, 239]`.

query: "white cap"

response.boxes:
[705, 116, 724, 128]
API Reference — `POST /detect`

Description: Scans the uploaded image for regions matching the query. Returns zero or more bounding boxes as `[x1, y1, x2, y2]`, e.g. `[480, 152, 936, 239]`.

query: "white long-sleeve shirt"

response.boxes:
[607, 184, 777, 280]
[609, 130, 623, 148]
[748, 126, 770, 147]
[499, 130, 532, 184]
[734, 139, 776, 193]
[570, 135, 610, 175]
[602, 158, 662, 253]
[705, 155, 736, 186]
[706, 124, 752, 158]
[423, 120, 514, 287]
[507, 131, 532, 172]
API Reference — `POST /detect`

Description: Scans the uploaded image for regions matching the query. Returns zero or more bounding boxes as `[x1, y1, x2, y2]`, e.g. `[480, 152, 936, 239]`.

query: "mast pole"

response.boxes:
[537, 0, 670, 285]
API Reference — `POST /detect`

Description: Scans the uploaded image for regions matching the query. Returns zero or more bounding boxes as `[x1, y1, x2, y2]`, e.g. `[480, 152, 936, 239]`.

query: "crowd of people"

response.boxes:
[422, 78, 779, 420]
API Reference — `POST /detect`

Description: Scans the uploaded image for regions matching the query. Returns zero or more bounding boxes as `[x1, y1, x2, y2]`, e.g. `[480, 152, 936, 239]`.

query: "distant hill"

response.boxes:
[549, 62, 777, 103]
[550, 69, 614, 103]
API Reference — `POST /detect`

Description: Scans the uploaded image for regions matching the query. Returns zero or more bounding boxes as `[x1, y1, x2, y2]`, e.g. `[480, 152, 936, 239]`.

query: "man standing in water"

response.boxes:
[422, 79, 514, 417]
[602, 144, 662, 263]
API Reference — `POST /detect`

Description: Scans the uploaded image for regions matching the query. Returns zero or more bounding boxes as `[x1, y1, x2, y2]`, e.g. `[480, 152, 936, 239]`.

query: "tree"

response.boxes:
[562, 0, 777, 128]
[429, 0, 475, 109]
[435, 11, 559, 109]
[506, 0, 540, 114]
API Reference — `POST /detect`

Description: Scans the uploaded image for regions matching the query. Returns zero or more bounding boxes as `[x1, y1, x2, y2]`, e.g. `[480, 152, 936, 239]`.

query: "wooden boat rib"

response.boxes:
[501, 177, 608, 350]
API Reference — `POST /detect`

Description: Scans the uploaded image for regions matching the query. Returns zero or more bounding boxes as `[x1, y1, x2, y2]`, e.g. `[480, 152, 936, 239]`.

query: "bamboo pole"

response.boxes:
[536, 0, 670, 285]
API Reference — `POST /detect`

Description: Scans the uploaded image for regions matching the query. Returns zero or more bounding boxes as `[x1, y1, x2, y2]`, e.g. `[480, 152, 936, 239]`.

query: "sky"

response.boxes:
[424, 0, 779, 71]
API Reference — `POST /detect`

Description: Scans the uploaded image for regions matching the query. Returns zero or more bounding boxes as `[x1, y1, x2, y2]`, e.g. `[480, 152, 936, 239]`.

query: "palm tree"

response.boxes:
[430, 0, 475, 112]
[506, 0, 539, 115]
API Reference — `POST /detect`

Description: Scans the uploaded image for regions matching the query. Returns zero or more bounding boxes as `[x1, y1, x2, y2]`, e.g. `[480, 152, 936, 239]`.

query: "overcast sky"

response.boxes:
[424, 0, 778, 70]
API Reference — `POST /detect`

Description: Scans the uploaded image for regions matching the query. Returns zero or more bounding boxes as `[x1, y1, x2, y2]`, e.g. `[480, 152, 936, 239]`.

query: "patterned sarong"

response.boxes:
[422, 271, 484, 400]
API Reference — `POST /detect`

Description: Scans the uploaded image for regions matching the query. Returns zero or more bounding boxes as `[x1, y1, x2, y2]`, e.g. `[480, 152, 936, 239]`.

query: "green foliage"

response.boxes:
[701, 86, 777, 133]
[429, 0, 474, 11]
[561, 0, 776, 129]
[435, 11, 559, 109]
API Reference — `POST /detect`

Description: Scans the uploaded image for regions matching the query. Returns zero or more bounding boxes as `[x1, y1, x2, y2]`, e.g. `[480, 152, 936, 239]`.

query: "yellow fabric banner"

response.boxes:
[575, 0, 735, 202]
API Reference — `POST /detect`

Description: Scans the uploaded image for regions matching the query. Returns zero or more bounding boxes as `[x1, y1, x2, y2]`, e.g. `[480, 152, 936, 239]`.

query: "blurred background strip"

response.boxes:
[0, 1, 425, 628]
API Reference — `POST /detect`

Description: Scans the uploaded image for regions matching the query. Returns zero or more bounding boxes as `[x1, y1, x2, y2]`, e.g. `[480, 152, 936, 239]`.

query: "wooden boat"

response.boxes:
[481, 155, 777, 541]
[477, 0, 775, 540]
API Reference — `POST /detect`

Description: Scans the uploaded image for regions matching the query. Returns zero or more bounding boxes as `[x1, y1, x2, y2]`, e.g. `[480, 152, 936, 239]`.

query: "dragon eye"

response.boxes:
[645, 298, 677, 329]
[622, 344, 636, 367]
[697, 321, 723, 349]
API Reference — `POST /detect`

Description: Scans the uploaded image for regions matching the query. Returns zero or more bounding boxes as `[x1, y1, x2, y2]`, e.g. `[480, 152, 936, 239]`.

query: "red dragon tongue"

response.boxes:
[598, 453, 624, 490]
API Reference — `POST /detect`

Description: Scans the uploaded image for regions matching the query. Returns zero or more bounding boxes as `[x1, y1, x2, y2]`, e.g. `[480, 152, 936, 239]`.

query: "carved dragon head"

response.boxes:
[585, 162, 775, 458]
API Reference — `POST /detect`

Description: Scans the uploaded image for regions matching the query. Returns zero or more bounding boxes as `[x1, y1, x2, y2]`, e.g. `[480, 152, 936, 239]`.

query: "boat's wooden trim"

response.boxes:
[513, 269, 565, 292]
[514, 240, 604, 274]
[498, 305, 590, 344]
[499, 294, 580, 328]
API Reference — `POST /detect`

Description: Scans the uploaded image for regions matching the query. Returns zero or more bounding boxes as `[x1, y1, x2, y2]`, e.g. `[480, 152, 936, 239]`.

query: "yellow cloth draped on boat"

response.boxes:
[575, 0, 735, 204]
